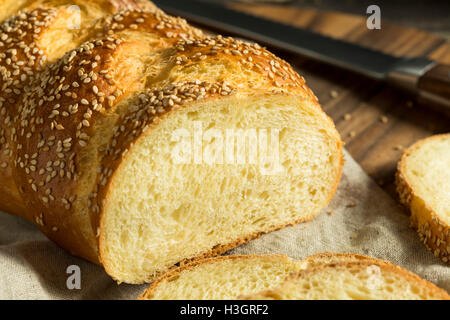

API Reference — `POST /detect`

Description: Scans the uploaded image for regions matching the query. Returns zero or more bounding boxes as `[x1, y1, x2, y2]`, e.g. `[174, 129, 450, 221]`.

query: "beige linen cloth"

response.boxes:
[0, 150, 449, 299]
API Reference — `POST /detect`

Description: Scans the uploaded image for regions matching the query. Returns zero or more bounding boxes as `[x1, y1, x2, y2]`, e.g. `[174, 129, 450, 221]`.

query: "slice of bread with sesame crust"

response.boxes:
[396, 134, 450, 264]
[0, 2, 343, 284]
[140, 253, 449, 300]
[244, 260, 449, 300]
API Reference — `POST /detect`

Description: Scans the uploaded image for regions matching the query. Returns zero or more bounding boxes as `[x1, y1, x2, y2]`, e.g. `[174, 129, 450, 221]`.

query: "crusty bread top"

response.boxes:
[0, 0, 158, 23]
[0, 1, 159, 218]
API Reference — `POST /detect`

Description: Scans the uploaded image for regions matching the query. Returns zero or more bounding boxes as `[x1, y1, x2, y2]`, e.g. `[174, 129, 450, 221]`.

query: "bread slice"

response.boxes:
[140, 252, 449, 300]
[139, 252, 377, 300]
[245, 260, 450, 300]
[139, 255, 304, 300]
[100, 90, 342, 283]
[396, 134, 450, 264]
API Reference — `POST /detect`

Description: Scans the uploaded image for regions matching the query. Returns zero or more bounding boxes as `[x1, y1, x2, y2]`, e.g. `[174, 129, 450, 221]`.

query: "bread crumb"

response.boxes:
[327, 210, 334, 215]
[352, 233, 358, 239]
[394, 145, 404, 151]
[380, 115, 388, 123]
[346, 201, 357, 208]
[344, 113, 352, 120]
[330, 90, 339, 98]
[348, 131, 356, 138]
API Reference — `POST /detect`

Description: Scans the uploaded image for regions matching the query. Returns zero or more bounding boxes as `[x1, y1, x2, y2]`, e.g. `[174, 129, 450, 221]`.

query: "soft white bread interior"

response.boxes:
[245, 260, 449, 300]
[140, 255, 303, 300]
[396, 134, 450, 264]
[101, 91, 342, 282]
[140, 253, 449, 300]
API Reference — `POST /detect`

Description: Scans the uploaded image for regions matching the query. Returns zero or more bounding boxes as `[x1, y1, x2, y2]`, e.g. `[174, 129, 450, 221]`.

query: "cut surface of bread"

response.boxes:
[246, 261, 449, 300]
[140, 255, 303, 300]
[140, 253, 449, 300]
[396, 134, 450, 263]
[101, 93, 342, 282]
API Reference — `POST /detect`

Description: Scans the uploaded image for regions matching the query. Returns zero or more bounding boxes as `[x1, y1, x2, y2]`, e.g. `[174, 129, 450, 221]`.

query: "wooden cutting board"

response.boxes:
[218, 3, 450, 199]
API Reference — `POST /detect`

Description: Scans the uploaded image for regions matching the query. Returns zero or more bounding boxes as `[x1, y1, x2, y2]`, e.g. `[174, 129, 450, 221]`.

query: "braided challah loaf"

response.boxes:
[0, 0, 343, 283]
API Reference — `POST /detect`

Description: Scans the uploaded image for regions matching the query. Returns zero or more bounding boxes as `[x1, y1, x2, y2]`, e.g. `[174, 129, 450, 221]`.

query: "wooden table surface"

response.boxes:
[215, 3, 450, 199]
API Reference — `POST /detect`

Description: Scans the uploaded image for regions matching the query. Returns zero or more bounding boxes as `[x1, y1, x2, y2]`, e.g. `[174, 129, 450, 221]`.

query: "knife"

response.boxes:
[153, 0, 450, 113]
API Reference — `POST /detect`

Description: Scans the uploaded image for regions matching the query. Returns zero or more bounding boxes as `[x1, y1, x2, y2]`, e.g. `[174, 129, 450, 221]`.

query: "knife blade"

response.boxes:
[153, 0, 450, 112]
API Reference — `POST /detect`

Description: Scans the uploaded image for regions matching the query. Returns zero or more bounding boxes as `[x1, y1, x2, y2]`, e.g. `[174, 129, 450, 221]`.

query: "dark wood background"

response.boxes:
[213, 0, 450, 39]
[202, 1, 450, 199]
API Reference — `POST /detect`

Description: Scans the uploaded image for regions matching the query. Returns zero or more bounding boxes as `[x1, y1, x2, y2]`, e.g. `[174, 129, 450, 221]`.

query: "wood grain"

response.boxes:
[419, 63, 450, 100]
[225, 3, 450, 199]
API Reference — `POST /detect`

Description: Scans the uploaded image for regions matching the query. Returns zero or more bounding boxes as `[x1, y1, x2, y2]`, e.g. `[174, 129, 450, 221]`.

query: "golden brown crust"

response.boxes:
[0, 6, 58, 217]
[396, 134, 450, 264]
[0, 1, 159, 219]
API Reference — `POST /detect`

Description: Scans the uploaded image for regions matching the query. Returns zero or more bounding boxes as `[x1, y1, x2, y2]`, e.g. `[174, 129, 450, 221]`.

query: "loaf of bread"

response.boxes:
[0, 0, 343, 283]
[140, 253, 449, 300]
[396, 134, 450, 264]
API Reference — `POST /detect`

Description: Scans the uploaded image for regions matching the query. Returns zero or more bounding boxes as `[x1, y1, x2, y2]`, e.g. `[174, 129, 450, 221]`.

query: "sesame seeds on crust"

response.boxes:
[0, 7, 58, 117]
[100, 9, 204, 42]
[171, 36, 317, 102]
[13, 37, 129, 216]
